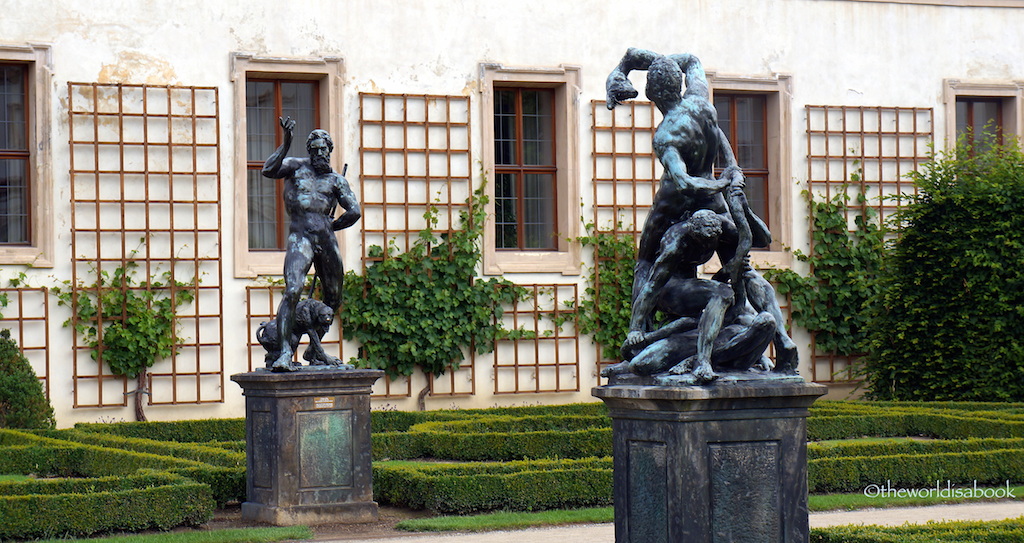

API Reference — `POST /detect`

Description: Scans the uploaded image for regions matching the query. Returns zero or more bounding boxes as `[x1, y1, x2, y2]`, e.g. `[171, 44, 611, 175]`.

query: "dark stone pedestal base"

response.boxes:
[232, 368, 383, 526]
[593, 379, 827, 543]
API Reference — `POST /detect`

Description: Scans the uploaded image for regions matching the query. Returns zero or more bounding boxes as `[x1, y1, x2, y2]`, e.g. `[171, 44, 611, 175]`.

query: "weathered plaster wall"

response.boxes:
[1, 0, 1023, 425]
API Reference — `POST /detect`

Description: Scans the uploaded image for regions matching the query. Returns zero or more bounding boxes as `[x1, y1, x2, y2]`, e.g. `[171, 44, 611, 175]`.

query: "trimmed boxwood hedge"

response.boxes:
[0, 429, 244, 506]
[809, 518, 1024, 542]
[0, 469, 213, 540]
[373, 458, 613, 514]
[74, 418, 245, 443]
[370, 401, 1024, 513]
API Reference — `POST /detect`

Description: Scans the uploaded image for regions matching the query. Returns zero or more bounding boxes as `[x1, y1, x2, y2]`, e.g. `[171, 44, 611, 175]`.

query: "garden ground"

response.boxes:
[195, 501, 1024, 542]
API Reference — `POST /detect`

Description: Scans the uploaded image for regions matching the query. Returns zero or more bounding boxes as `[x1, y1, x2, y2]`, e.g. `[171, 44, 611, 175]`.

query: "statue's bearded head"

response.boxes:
[306, 129, 334, 174]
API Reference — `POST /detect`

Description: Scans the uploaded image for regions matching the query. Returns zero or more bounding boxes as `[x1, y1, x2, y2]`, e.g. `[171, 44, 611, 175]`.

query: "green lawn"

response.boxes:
[394, 485, 1024, 533]
[32, 527, 312, 543]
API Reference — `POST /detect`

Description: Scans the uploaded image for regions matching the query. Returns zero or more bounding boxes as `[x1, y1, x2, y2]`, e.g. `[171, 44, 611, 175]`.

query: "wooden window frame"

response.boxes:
[493, 87, 558, 250]
[480, 63, 581, 275]
[245, 78, 321, 250]
[714, 92, 772, 232]
[230, 53, 344, 278]
[0, 44, 52, 267]
[707, 73, 793, 268]
[943, 79, 1024, 151]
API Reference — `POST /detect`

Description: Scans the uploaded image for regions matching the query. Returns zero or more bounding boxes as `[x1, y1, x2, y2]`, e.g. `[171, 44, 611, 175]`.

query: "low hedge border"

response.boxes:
[373, 458, 612, 514]
[809, 517, 1024, 542]
[0, 470, 213, 540]
[809, 438, 1024, 460]
[810, 448, 1024, 493]
[74, 418, 245, 443]
[0, 429, 244, 505]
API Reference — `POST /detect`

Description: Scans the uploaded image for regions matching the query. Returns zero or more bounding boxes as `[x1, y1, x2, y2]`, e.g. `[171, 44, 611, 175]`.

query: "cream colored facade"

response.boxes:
[1, 0, 1023, 426]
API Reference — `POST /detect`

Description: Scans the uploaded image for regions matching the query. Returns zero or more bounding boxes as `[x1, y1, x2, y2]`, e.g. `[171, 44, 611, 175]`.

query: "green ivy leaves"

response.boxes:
[54, 260, 195, 379]
[342, 185, 528, 379]
[764, 188, 885, 357]
[574, 226, 636, 361]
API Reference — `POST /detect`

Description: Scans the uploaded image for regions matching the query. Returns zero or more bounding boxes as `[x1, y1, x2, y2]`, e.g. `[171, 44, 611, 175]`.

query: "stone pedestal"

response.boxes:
[593, 379, 827, 543]
[231, 368, 383, 526]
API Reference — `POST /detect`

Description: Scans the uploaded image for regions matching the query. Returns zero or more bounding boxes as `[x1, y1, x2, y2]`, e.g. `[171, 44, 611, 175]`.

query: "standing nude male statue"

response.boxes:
[261, 116, 361, 372]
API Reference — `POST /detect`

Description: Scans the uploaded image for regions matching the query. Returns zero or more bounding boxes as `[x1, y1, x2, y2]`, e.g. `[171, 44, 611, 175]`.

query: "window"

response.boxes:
[481, 64, 581, 275]
[231, 53, 343, 277]
[944, 80, 1023, 154]
[245, 79, 319, 249]
[955, 97, 1003, 152]
[707, 73, 792, 262]
[0, 63, 29, 245]
[0, 45, 52, 267]
[494, 88, 557, 250]
[714, 93, 769, 226]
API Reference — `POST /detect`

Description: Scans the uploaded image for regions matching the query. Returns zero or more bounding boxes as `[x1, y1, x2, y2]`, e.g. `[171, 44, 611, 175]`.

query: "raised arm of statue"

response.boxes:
[606, 48, 660, 109]
[262, 116, 298, 179]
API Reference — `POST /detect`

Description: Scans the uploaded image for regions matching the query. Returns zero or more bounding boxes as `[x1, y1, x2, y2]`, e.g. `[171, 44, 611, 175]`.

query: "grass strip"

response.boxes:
[395, 486, 1024, 533]
[809, 485, 1024, 511]
[33, 526, 312, 543]
[395, 507, 613, 532]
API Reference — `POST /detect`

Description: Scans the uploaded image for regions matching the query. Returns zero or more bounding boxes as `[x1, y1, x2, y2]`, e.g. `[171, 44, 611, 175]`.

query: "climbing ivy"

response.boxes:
[342, 185, 529, 380]
[54, 248, 195, 420]
[763, 185, 885, 357]
[574, 225, 636, 360]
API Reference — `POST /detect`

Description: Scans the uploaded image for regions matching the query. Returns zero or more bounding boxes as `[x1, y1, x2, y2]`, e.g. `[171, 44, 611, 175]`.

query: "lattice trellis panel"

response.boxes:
[591, 100, 661, 237]
[590, 100, 657, 375]
[0, 287, 50, 397]
[805, 105, 934, 383]
[358, 92, 472, 263]
[244, 285, 346, 372]
[67, 82, 224, 408]
[482, 284, 580, 394]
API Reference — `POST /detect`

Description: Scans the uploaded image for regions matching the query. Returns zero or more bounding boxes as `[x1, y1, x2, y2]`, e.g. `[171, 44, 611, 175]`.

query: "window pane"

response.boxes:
[714, 96, 732, 145]
[494, 172, 518, 249]
[247, 169, 279, 249]
[521, 90, 553, 166]
[246, 81, 276, 161]
[0, 158, 28, 244]
[281, 81, 317, 159]
[744, 174, 769, 226]
[1, 65, 27, 151]
[494, 90, 517, 165]
[735, 96, 766, 169]
[523, 173, 554, 249]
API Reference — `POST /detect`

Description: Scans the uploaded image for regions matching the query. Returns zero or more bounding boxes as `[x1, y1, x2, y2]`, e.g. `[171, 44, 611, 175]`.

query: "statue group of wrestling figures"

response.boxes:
[601, 49, 799, 384]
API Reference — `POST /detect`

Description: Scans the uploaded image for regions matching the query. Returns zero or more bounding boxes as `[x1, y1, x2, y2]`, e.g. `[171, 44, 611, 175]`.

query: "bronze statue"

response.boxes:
[605, 48, 798, 383]
[260, 117, 361, 371]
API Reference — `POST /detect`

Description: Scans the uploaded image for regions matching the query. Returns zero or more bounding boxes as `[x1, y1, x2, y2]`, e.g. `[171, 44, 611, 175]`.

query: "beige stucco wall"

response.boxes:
[1, 0, 1022, 425]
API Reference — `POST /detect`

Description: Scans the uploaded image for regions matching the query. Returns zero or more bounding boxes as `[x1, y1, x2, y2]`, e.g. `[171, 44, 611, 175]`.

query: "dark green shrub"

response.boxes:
[863, 139, 1024, 400]
[0, 329, 54, 429]
[373, 458, 613, 514]
[74, 418, 245, 442]
[0, 472, 212, 540]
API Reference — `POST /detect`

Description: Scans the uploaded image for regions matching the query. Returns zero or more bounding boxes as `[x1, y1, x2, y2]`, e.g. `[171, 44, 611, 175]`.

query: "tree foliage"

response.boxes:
[863, 139, 1024, 400]
[342, 186, 529, 380]
[0, 329, 55, 429]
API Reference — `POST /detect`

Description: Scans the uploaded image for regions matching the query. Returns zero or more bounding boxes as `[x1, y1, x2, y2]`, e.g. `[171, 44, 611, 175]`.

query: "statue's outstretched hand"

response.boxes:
[279, 116, 296, 134]
[606, 72, 639, 110]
